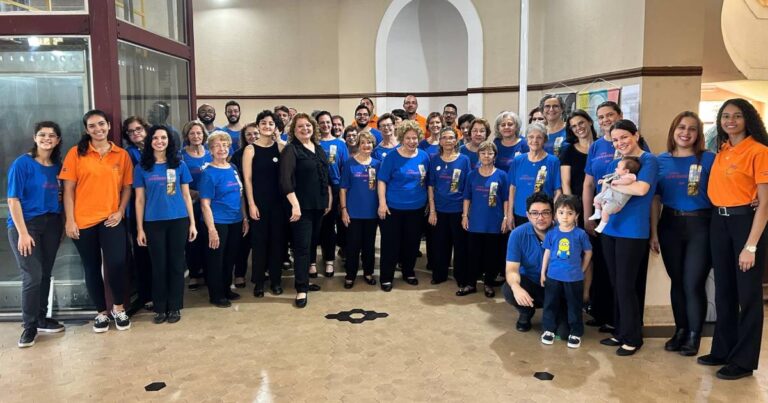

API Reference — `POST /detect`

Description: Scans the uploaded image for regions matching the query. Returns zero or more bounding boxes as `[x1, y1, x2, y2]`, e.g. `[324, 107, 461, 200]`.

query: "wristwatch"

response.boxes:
[745, 244, 757, 253]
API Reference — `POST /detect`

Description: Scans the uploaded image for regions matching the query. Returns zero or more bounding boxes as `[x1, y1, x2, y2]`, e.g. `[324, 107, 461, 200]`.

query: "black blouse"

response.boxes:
[280, 141, 330, 210]
[559, 143, 587, 199]
[250, 143, 282, 210]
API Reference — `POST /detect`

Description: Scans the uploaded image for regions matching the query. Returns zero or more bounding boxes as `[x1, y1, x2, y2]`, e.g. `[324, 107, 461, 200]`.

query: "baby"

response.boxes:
[588, 156, 641, 233]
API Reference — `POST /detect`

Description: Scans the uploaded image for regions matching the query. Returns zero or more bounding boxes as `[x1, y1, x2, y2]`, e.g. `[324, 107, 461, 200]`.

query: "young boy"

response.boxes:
[588, 156, 641, 233]
[540, 195, 592, 348]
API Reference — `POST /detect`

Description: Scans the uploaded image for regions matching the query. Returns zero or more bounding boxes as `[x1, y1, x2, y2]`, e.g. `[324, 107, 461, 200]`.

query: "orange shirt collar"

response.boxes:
[87, 141, 119, 155]
[723, 135, 757, 154]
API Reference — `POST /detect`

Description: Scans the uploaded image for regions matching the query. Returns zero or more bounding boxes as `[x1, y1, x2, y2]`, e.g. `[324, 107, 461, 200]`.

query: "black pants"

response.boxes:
[145, 218, 189, 313]
[432, 212, 467, 284]
[657, 211, 711, 333]
[380, 207, 424, 284]
[601, 235, 648, 347]
[72, 220, 127, 312]
[318, 186, 340, 263]
[127, 211, 152, 304]
[205, 222, 241, 303]
[709, 212, 767, 370]
[234, 225, 251, 280]
[503, 276, 544, 320]
[250, 204, 286, 289]
[424, 212, 436, 270]
[466, 232, 505, 286]
[186, 202, 208, 279]
[344, 218, 378, 280]
[8, 214, 63, 329]
[291, 209, 324, 293]
[589, 233, 614, 326]
[543, 279, 584, 337]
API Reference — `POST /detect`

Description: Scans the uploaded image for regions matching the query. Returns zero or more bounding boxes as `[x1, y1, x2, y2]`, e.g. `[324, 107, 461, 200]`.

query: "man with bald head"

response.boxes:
[197, 103, 218, 134]
[403, 94, 428, 138]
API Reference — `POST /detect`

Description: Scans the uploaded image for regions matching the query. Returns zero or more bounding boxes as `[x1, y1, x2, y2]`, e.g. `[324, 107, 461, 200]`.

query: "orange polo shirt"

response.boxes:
[708, 136, 768, 207]
[367, 114, 378, 130]
[411, 113, 428, 139]
[59, 142, 133, 229]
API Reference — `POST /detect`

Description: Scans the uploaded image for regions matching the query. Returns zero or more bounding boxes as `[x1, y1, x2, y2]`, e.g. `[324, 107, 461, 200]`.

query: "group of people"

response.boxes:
[8, 94, 768, 381]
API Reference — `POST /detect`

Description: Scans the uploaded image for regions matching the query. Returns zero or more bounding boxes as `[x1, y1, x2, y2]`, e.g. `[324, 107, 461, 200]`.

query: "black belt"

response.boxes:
[664, 208, 710, 217]
[714, 205, 755, 216]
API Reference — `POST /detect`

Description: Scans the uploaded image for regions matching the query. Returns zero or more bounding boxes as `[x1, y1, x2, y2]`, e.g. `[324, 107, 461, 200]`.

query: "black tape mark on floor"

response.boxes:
[326, 309, 388, 324]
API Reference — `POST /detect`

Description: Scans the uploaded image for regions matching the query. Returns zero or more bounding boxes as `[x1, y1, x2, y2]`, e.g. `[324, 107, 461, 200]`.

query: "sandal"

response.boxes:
[309, 263, 318, 278]
[324, 262, 335, 278]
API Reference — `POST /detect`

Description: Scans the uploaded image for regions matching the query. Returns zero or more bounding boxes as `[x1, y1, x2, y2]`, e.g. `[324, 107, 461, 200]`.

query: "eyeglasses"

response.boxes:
[527, 210, 552, 218]
[379, 123, 394, 129]
[531, 117, 545, 122]
[543, 105, 561, 110]
[126, 127, 145, 135]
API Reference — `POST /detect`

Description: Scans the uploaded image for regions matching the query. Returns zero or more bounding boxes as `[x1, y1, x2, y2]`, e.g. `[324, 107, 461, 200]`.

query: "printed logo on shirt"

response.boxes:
[556, 238, 570, 259]
[488, 181, 498, 207]
[554, 137, 564, 156]
[687, 164, 702, 196]
[166, 169, 177, 196]
[534, 166, 547, 192]
[367, 166, 377, 190]
[329, 144, 337, 164]
[450, 169, 461, 193]
[418, 164, 426, 187]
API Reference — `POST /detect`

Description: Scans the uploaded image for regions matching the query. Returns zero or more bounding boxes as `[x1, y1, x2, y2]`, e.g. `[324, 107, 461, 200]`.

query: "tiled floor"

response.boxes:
[1, 268, 767, 402]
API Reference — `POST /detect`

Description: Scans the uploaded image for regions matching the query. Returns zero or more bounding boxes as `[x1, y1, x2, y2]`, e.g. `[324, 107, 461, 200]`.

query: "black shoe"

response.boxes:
[381, 282, 393, 292]
[697, 354, 727, 366]
[616, 344, 641, 356]
[344, 280, 354, 289]
[430, 278, 446, 285]
[153, 313, 167, 324]
[212, 299, 231, 308]
[253, 288, 265, 298]
[295, 295, 307, 308]
[484, 286, 495, 298]
[324, 263, 335, 278]
[37, 318, 65, 333]
[716, 364, 753, 380]
[188, 283, 200, 291]
[270, 286, 284, 295]
[679, 331, 700, 357]
[416, 250, 423, 257]
[404, 277, 419, 286]
[456, 286, 477, 296]
[234, 280, 246, 289]
[363, 276, 377, 286]
[227, 291, 241, 301]
[309, 264, 318, 278]
[18, 328, 37, 348]
[167, 310, 181, 324]
[308, 284, 322, 292]
[600, 337, 621, 346]
[664, 328, 687, 352]
[516, 321, 532, 332]
[598, 324, 615, 333]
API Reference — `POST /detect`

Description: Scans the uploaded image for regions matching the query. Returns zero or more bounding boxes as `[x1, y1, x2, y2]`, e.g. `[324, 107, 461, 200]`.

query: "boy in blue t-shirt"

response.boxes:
[539, 195, 592, 348]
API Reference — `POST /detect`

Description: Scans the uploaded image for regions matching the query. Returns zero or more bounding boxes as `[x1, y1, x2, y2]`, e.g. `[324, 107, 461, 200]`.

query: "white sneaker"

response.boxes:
[567, 335, 582, 349]
[541, 331, 555, 345]
[111, 310, 131, 331]
[93, 313, 110, 333]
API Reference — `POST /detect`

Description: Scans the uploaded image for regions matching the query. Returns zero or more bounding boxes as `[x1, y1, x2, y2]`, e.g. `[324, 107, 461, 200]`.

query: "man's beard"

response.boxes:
[227, 115, 240, 124]
[199, 115, 215, 125]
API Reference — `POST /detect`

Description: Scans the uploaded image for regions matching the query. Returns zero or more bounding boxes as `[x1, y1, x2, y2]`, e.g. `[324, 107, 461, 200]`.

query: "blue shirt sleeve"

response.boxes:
[6, 157, 27, 199]
[543, 230, 554, 251]
[378, 153, 393, 184]
[179, 162, 192, 184]
[340, 162, 351, 190]
[463, 171, 474, 200]
[198, 170, 214, 200]
[637, 153, 659, 185]
[506, 228, 522, 262]
[133, 165, 146, 188]
[551, 156, 562, 190]
[579, 229, 592, 251]
[499, 173, 509, 202]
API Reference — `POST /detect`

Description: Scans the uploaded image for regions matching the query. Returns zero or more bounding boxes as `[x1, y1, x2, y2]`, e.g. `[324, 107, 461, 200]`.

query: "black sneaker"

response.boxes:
[111, 310, 131, 331]
[18, 328, 37, 348]
[37, 318, 65, 333]
[93, 313, 110, 333]
[167, 310, 181, 324]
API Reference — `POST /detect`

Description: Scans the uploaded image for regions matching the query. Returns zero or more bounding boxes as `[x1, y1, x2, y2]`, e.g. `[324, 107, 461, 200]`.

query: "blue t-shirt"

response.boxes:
[418, 140, 440, 159]
[133, 162, 193, 222]
[544, 127, 567, 157]
[181, 149, 212, 191]
[543, 226, 592, 282]
[126, 144, 142, 166]
[373, 144, 400, 161]
[320, 138, 349, 186]
[7, 155, 62, 228]
[463, 168, 508, 233]
[506, 222, 547, 282]
[602, 152, 659, 239]
[220, 127, 240, 156]
[429, 154, 470, 213]
[656, 152, 714, 212]
[459, 145, 479, 169]
[369, 128, 383, 145]
[494, 137, 529, 172]
[507, 154, 562, 217]
[198, 164, 243, 224]
[585, 136, 652, 183]
[340, 158, 381, 219]
[378, 150, 430, 210]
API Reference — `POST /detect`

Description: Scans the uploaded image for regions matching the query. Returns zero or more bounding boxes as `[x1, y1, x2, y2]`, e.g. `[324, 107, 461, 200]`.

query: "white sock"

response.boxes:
[595, 221, 607, 233]
[588, 209, 602, 220]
